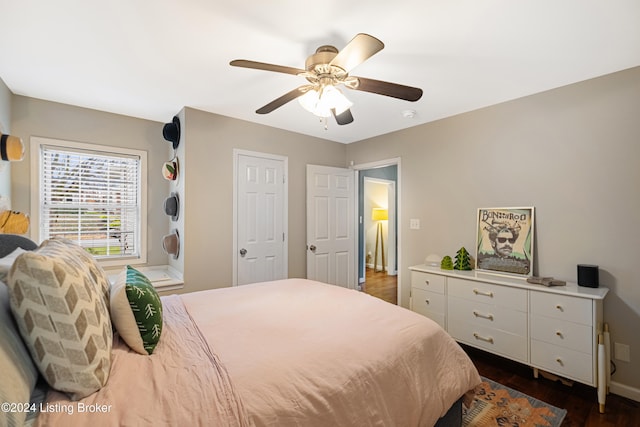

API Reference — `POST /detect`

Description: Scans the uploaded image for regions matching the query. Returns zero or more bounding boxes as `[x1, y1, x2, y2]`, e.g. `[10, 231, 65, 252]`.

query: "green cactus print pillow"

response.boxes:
[110, 266, 163, 355]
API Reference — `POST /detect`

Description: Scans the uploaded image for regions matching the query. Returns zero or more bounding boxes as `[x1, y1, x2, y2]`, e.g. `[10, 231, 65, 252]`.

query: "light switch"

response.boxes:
[410, 219, 420, 230]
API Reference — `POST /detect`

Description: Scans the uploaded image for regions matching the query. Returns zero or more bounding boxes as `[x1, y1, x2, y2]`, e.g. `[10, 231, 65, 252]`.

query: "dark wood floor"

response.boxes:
[464, 345, 640, 426]
[362, 267, 397, 305]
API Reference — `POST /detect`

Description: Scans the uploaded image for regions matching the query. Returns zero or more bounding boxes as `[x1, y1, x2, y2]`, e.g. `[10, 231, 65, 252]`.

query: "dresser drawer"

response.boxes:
[448, 320, 528, 363]
[531, 339, 593, 385]
[411, 271, 445, 294]
[412, 288, 445, 315]
[448, 278, 527, 311]
[448, 296, 527, 337]
[531, 314, 593, 354]
[531, 292, 592, 325]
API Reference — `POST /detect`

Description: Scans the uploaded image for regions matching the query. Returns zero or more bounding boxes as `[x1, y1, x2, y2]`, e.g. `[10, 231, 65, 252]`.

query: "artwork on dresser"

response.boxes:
[476, 207, 534, 276]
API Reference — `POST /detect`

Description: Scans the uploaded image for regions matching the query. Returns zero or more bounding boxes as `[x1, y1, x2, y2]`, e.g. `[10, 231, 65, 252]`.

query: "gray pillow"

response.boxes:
[0, 234, 37, 258]
[0, 282, 39, 427]
[0, 235, 40, 427]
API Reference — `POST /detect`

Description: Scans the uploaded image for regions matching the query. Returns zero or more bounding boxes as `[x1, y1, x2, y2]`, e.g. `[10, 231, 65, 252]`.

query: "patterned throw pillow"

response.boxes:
[7, 238, 112, 400]
[110, 266, 163, 355]
[62, 239, 111, 311]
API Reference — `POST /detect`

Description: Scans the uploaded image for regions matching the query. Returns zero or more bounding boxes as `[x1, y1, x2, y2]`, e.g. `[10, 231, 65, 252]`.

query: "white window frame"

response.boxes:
[30, 136, 147, 267]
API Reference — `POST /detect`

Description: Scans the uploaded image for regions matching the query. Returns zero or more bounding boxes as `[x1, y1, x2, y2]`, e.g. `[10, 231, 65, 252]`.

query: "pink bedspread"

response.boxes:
[35, 295, 250, 427]
[181, 278, 481, 427]
[35, 279, 480, 427]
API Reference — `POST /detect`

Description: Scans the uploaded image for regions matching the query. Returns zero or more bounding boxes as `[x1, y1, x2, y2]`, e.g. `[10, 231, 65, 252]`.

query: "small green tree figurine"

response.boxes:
[454, 247, 472, 270]
[441, 255, 454, 270]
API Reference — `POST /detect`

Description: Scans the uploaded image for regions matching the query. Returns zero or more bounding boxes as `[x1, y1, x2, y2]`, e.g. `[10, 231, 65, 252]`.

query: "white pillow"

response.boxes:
[0, 247, 26, 282]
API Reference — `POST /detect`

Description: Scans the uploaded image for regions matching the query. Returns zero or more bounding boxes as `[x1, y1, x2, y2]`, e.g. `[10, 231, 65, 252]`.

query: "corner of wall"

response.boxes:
[166, 109, 186, 279]
[0, 77, 12, 207]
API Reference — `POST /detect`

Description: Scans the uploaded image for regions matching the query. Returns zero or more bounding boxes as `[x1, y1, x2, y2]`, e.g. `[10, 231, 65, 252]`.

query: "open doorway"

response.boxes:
[355, 160, 399, 305]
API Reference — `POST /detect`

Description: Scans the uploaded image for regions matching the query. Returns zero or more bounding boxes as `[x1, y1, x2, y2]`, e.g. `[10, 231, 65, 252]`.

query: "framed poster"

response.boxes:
[476, 207, 534, 276]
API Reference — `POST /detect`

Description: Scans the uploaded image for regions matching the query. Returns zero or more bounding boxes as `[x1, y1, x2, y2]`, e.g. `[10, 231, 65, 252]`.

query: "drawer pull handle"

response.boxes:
[424, 280, 430, 285]
[473, 289, 494, 297]
[556, 358, 564, 366]
[556, 331, 564, 338]
[473, 310, 494, 321]
[425, 299, 430, 305]
[473, 333, 494, 344]
[556, 305, 564, 312]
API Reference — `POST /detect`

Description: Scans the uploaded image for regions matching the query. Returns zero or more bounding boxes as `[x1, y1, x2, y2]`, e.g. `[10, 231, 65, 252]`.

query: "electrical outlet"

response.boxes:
[410, 219, 420, 230]
[614, 342, 631, 362]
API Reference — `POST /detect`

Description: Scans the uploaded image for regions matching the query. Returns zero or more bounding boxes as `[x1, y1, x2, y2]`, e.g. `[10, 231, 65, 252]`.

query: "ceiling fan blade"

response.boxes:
[351, 77, 423, 102]
[256, 86, 311, 114]
[230, 59, 305, 76]
[332, 108, 354, 125]
[329, 33, 384, 73]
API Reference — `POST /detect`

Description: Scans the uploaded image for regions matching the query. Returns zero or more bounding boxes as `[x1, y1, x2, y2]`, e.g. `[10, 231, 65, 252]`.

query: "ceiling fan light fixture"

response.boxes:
[323, 86, 353, 115]
[298, 89, 323, 116]
[298, 86, 352, 118]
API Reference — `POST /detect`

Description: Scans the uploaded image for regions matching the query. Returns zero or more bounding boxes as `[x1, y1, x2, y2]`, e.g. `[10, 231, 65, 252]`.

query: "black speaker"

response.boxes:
[577, 264, 599, 288]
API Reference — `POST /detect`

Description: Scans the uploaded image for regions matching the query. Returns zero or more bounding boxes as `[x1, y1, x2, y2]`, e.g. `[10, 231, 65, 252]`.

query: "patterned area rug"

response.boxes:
[463, 377, 567, 427]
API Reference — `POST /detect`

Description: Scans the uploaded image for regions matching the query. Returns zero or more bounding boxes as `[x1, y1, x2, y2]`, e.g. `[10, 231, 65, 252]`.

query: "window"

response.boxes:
[31, 137, 147, 266]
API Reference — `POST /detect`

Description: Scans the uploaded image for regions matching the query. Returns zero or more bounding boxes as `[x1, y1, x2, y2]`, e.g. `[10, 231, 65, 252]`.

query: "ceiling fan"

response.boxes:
[230, 33, 423, 125]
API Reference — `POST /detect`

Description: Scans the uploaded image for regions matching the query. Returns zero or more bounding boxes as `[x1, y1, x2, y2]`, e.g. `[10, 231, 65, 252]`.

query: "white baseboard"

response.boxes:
[610, 380, 640, 403]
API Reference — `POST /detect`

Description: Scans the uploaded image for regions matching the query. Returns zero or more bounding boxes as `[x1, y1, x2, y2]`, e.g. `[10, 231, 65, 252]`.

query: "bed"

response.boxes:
[1, 235, 481, 427]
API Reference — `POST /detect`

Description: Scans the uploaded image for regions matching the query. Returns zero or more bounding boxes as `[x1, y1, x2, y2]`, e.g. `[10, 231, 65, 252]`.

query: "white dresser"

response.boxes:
[409, 265, 609, 411]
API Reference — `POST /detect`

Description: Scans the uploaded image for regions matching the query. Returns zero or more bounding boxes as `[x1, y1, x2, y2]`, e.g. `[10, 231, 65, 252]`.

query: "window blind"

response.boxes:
[40, 145, 141, 259]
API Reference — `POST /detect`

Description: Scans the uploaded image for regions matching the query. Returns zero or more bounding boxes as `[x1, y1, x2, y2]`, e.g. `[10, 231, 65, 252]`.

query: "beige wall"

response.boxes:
[177, 107, 346, 293]
[346, 66, 640, 395]
[0, 78, 12, 205]
[9, 96, 171, 266]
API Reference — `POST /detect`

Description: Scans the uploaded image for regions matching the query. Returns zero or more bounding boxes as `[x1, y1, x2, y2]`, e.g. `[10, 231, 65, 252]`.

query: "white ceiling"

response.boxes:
[1, 1, 639, 144]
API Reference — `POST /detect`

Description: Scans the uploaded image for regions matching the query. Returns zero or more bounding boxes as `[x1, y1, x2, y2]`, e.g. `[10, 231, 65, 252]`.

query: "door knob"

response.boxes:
[239, 248, 247, 257]
[309, 245, 316, 252]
